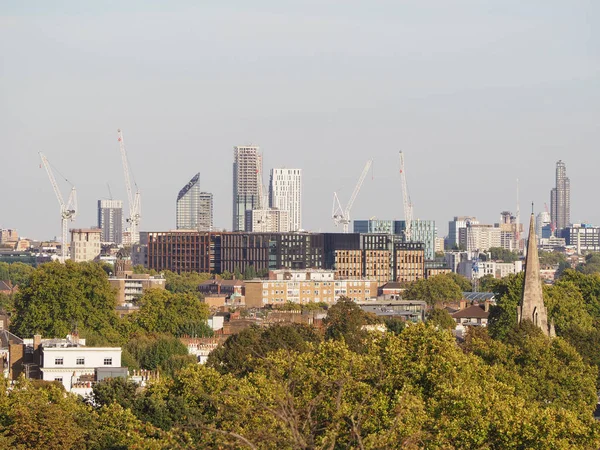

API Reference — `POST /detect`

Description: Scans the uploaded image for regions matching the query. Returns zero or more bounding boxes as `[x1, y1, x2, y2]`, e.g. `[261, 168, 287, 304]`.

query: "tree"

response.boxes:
[539, 250, 567, 266]
[0, 261, 34, 286]
[91, 377, 139, 410]
[544, 280, 594, 334]
[163, 271, 211, 297]
[426, 308, 456, 330]
[207, 323, 322, 376]
[382, 316, 405, 335]
[487, 272, 523, 341]
[219, 270, 233, 280]
[10, 261, 120, 341]
[478, 274, 497, 292]
[125, 333, 196, 377]
[323, 297, 373, 352]
[444, 272, 472, 291]
[488, 247, 520, 263]
[403, 274, 463, 306]
[128, 289, 211, 337]
[233, 267, 242, 280]
[243, 264, 256, 280]
[577, 253, 600, 275]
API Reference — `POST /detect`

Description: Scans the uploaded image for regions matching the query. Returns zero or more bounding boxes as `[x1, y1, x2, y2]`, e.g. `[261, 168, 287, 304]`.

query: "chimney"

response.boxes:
[459, 299, 467, 310]
[33, 334, 42, 352]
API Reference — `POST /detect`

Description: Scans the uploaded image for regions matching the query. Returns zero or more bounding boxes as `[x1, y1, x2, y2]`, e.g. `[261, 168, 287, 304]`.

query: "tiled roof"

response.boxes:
[452, 304, 489, 319]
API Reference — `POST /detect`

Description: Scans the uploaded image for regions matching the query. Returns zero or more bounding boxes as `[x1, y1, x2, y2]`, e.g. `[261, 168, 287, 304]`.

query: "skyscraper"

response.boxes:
[233, 146, 262, 231]
[550, 160, 570, 233]
[98, 199, 123, 244]
[176, 173, 213, 231]
[269, 168, 302, 231]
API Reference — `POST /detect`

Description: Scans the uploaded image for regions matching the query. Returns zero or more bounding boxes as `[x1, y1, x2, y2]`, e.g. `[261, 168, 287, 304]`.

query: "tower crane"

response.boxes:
[332, 159, 372, 233]
[39, 152, 77, 262]
[117, 129, 141, 245]
[399, 151, 413, 241]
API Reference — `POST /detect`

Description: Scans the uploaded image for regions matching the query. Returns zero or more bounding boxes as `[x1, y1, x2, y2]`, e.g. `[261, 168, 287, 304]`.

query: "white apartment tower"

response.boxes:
[233, 146, 262, 231]
[98, 200, 123, 244]
[269, 168, 302, 231]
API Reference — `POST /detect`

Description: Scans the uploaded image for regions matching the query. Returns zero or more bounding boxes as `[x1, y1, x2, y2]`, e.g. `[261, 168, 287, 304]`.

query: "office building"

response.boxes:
[0, 229, 18, 244]
[563, 224, 600, 253]
[447, 216, 478, 249]
[98, 200, 123, 244]
[233, 146, 262, 231]
[269, 168, 302, 231]
[459, 225, 502, 252]
[70, 229, 102, 262]
[550, 160, 570, 233]
[354, 219, 437, 260]
[176, 173, 213, 232]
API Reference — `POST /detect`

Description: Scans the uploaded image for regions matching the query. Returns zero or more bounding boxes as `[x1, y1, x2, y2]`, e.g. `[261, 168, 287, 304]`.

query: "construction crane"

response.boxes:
[255, 153, 269, 230]
[39, 152, 77, 262]
[466, 219, 480, 292]
[117, 129, 141, 245]
[332, 159, 373, 233]
[399, 151, 413, 241]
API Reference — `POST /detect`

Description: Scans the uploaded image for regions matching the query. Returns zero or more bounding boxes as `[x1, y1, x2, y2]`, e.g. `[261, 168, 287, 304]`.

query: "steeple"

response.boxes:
[518, 213, 554, 337]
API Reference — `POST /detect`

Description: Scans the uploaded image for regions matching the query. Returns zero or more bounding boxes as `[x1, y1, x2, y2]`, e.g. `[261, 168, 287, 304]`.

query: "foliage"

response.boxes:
[92, 377, 139, 411]
[243, 264, 257, 280]
[219, 270, 233, 280]
[323, 297, 373, 352]
[576, 253, 600, 275]
[478, 274, 497, 292]
[127, 289, 211, 337]
[10, 261, 120, 340]
[403, 273, 463, 306]
[0, 261, 34, 286]
[544, 280, 594, 334]
[207, 323, 322, 377]
[539, 250, 567, 266]
[125, 333, 196, 377]
[382, 316, 406, 335]
[275, 301, 328, 312]
[163, 271, 211, 297]
[488, 247, 520, 263]
[487, 272, 523, 341]
[0, 377, 171, 449]
[426, 308, 456, 330]
[444, 272, 472, 291]
[0, 292, 13, 313]
[123, 325, 600, 448]
[558, 269, 600, 319]
[132, 264, 158, 275]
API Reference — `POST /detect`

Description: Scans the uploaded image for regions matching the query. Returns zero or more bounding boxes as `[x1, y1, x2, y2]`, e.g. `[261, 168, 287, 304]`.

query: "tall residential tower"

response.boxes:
[550, 160, 570, 233]
[176, 173, 213, 231]
[98, 200, 123, 244]
[269, 168, 302, 231]
[233, 146, 262, 231]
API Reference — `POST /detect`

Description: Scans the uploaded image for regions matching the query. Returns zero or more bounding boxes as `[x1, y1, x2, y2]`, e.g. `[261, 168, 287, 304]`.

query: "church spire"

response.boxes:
[518, 213, 554, 336]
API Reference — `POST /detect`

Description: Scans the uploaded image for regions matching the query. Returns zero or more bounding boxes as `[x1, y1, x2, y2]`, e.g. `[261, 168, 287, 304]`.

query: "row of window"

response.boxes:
[54, 357, 112, 366]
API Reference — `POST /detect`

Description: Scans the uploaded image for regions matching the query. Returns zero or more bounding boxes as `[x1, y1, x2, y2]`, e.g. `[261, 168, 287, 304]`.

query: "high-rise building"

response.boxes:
[176, 173, 213, 232]
[98, 200, 123, 244]
[233, 146, 262, 231]
[550, 160, 570, 233]
[536, 211, 551, 239]
[269, 168, 302, 231]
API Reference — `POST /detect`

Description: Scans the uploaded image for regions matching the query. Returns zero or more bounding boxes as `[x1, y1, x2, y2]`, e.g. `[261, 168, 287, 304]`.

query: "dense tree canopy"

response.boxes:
[10, 261, 120, 340]
[577, 253, 600, 275]
[487, 247, 520, 263]
[403, 273, 464, 306]
[127, 289, 211, 337]
[426, 308, 456, 330]
[95, 324, 600, 449]
[0, 261, 34, 286]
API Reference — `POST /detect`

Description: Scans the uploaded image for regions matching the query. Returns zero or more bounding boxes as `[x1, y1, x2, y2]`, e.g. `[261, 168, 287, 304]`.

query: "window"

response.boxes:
[55, 357, 64, 365]
[54, 377, 63, 383]
[103, 358, 113, 366]
[76, 357, 85, 365]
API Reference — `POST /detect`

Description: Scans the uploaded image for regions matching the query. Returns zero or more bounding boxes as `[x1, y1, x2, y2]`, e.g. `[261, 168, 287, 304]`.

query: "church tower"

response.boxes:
[517, 213, 555, 337]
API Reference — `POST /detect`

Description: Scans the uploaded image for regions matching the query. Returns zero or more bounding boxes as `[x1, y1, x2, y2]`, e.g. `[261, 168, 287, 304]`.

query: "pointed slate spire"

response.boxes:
[518, 213, 552, 336]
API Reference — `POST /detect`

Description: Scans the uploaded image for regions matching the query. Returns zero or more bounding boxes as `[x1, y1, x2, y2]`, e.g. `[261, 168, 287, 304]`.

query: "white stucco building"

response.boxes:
[269, 168, 302, 231]
[40, 343, 123, 395]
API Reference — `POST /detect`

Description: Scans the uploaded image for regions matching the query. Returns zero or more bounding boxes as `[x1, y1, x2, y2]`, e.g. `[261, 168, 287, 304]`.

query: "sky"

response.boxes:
[1, 1, 598, 240]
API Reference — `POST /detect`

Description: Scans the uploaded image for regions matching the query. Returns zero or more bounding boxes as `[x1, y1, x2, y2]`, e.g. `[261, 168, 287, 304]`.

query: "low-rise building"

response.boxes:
[245, 278, 378, 308]
[451, 304, 489, 333]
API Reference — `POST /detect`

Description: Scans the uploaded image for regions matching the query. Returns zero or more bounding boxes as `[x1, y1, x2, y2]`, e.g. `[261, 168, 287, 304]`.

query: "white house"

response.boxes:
[40, 345, 122, 395]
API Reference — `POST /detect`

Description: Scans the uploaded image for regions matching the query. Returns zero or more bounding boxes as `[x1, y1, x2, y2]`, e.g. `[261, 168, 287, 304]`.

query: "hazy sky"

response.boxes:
[1, 1, 598, 240]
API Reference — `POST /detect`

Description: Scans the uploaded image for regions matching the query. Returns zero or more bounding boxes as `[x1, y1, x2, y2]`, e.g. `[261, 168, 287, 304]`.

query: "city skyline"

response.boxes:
[1, 2, 598, 239]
